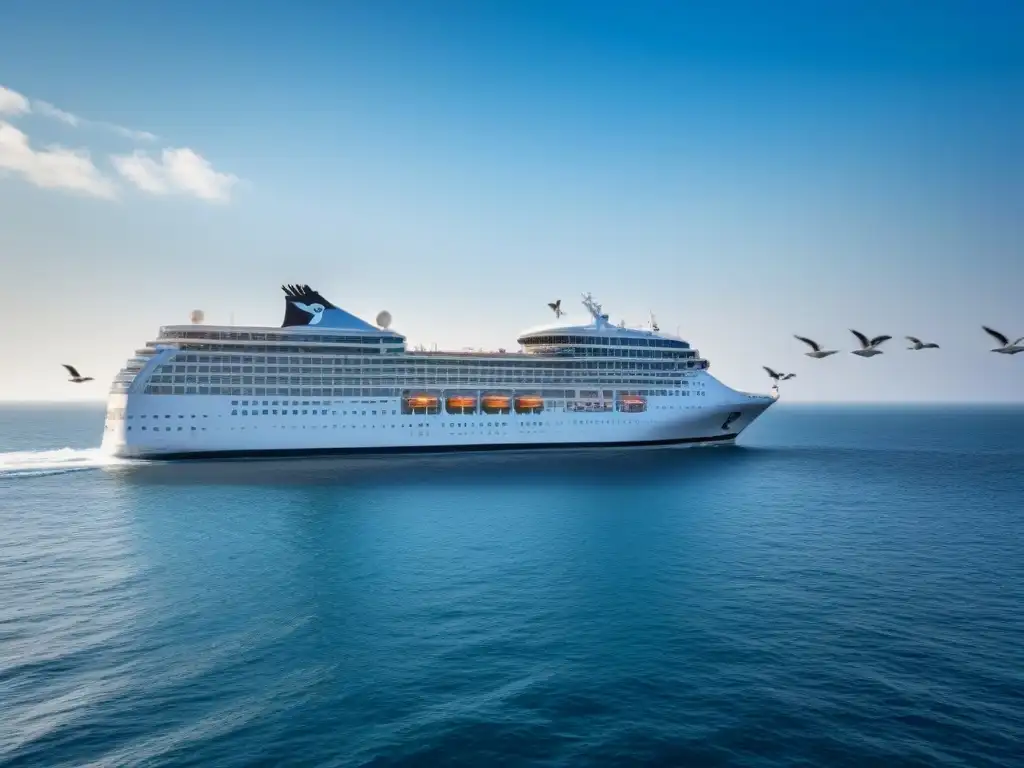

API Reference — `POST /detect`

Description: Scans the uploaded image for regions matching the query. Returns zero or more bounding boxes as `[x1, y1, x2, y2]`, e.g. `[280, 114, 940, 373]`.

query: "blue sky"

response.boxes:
[1, 0, 1022, 401]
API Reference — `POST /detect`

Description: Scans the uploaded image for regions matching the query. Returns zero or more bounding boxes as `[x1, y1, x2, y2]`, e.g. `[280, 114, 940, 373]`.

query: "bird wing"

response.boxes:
[982, 326, 1009, 346]
[782, 373, 796, 380]
[905, 336, 921, 344]
[293, 302, 314, 314]
[62, 364, 81, 378]
[850, 329, 870, 348]
[763, 366, 779, 378]
[870, 335, 892, 347]
[547, 302, 558, 311]
[793, 335, 821, 352]
[1014, 337, 1024, 346]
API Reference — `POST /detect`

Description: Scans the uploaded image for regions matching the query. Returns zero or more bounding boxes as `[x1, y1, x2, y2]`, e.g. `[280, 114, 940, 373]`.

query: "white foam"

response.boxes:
[0, 447, 126, 479]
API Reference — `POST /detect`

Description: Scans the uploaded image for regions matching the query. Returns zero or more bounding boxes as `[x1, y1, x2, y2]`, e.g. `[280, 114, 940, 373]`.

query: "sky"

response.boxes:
[1, 0, 1022, 402]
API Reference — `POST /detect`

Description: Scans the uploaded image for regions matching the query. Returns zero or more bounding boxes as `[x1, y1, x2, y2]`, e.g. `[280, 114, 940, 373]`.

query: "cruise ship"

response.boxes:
[101, 286, 777, 459]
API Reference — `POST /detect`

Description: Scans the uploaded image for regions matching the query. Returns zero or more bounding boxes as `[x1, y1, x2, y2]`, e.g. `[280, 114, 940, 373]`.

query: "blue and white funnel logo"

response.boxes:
[293, 301, 326, 324]
[280, 283, 383, 331]
[281, 284, 337, 328]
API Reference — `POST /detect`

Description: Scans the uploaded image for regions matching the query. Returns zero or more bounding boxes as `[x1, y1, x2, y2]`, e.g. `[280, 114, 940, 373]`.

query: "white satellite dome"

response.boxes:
[376, 310, 392, 329]
[190, 309, 205, 324]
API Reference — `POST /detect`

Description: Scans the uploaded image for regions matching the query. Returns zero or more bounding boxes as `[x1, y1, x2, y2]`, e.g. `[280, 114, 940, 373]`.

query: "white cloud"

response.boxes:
[34, 99, 158, 142]
[110, 125, 158, 143]
[0, 85, 30, 115]
[0, 83, 239, 203]
[112, 147, 239, 202]
[0, 120, 116, 198]
[32, 100, 81, 126]
[2, 82, 157, 141]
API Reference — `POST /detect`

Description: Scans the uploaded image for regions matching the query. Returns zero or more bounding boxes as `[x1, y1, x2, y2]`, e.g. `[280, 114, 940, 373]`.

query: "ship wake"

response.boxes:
[0, 447, 128, 479]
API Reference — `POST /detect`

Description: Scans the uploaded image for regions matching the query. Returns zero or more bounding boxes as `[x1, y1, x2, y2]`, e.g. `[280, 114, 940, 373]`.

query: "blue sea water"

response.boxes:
[1, 403, 1022, 767]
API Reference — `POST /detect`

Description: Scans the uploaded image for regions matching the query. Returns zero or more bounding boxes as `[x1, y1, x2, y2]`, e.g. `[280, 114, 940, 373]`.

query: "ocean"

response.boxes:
[1, 403, 1022, 767]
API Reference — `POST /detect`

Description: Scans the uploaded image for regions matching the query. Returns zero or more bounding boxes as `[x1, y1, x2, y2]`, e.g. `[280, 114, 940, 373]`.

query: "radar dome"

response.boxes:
[190, 309, 205, 324]
[376, 310, 392, 329]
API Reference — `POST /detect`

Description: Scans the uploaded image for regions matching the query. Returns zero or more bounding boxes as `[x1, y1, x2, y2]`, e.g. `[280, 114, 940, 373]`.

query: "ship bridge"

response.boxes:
[516, 294, 705, 367]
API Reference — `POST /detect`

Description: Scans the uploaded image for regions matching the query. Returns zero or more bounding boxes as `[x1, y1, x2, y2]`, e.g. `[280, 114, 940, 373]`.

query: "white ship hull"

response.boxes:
[102, 384, 774, 460]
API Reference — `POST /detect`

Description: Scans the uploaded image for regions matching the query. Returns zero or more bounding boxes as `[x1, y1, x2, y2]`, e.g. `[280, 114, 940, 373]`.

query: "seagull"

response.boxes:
[62, 364, 93, 383]
[548, 299, 564, 318]
[794, 335, 838, 359]
[906, 336, 940, 350]
[850, 330, 892, 357]
[763, 366, 796, 382]
[982, 326, 1024, 355]
[292, 302, 326, 325]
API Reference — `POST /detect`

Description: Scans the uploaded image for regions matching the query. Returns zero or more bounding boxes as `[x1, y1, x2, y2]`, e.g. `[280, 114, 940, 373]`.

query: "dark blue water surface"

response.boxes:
[1, 403, 1022, 767]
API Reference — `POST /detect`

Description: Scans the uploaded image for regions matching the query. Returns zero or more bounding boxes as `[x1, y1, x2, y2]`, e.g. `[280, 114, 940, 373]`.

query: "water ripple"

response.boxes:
[1, 405, 1023, 767]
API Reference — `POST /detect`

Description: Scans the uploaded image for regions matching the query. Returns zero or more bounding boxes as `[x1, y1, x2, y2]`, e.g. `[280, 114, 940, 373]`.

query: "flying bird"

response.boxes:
[62, 364, 93, 383]
[794, 335, 838, 359]
[906, 336, 939, 350]
[850, 330, 891, 357]
[763, 366, 796, 382]
[548, 299, 564, 318]
[982, 326, 1024, 355]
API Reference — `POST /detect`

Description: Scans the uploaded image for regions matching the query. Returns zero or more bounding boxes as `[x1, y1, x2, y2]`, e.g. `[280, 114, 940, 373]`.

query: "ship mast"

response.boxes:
[581, 293, 609, 328]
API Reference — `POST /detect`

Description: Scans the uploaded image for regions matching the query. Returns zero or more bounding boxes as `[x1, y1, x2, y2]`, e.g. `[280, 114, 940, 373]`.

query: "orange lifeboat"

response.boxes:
[616, 395, 647, 412]
[446, 395, 478, 413]
[514, 395, 545, 413]
[481, 394, 511, 411]
[403, 393, 439, 410]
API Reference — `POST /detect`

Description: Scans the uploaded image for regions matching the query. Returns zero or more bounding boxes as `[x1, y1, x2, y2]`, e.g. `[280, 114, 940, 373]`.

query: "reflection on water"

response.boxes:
[109, 443, 757, 488]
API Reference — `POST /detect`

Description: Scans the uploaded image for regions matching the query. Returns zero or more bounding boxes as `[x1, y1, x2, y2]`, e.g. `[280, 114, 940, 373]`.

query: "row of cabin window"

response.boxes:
[149, 365, 698, 381]
[130, 426, 204, 431]
[159, 329, 404, 344]
[148, 377, 693, 388]
[158, 355, 699, 368]
[226, 406, 674, 418]
[231, 408, 397, 417]
[167, 343, 400, 355]
[520, 335, 691, 349]
[124, 414, 207, 419]
[141, 382, 690, 396]
[149, 369, 694, 382]
[162, 345, 691, 360]
[528, 348, 696, 359]
[149, 367, 691, 377]
[160, 360, 690, 371]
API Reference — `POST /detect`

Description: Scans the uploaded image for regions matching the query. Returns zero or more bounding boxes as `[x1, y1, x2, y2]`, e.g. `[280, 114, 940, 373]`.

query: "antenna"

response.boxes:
[581, 293, 605, 326]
